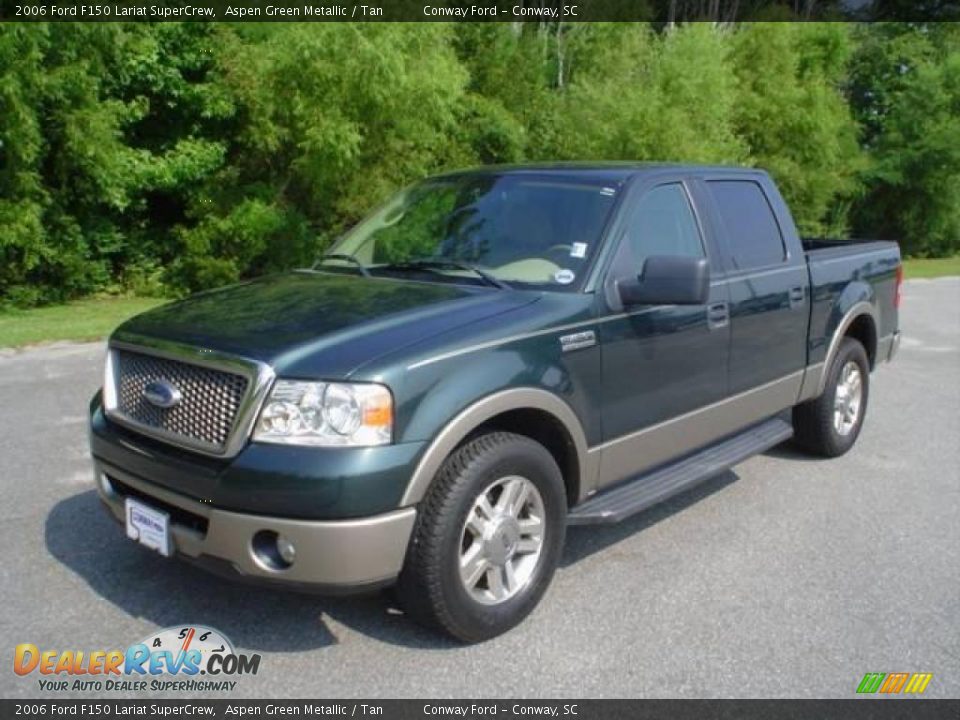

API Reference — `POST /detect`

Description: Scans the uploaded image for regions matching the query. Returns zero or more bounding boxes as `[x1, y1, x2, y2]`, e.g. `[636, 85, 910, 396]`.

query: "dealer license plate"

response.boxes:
[125, 497, 172, 557]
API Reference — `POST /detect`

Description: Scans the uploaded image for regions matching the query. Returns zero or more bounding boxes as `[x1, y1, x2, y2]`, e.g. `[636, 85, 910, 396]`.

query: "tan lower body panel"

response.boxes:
[591, 371, 804, 489]
[95, 461, 415, 588]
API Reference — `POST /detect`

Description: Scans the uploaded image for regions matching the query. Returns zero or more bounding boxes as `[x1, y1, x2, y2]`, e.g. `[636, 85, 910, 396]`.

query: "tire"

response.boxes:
[792, 337, 870, 458]
[396, 431, 567, 642]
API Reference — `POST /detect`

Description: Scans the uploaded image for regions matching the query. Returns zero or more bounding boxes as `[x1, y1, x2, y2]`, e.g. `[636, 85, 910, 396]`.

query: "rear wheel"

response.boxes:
[396, 432, 566, 642]
[793, 337, 870, 457]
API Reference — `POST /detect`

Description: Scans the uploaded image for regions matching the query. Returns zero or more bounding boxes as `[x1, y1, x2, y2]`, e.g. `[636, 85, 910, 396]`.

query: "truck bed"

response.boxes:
[802, 237, 901, 367]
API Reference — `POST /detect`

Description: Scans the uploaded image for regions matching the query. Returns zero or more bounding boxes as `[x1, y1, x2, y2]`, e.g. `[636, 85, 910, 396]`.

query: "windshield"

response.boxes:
[324, 173, 619, 290]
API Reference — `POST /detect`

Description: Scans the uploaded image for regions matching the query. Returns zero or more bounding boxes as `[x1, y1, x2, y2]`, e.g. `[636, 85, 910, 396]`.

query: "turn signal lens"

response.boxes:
[362, 399, 393, 428]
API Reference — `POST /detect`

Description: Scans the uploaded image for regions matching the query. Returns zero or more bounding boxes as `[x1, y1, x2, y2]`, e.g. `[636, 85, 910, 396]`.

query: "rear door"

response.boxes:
[701, 175, 809, 395]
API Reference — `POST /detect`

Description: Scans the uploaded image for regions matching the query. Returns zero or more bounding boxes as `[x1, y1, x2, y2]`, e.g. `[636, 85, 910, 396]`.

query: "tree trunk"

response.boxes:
[556, 22, 565, 89]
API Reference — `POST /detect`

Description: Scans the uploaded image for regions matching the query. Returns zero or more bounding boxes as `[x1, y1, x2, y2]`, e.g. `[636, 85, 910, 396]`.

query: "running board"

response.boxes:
[568, 417, 794, 526]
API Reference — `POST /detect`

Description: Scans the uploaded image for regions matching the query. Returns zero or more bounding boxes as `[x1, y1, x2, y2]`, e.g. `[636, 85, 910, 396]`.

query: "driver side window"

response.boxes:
[624, 183, 704, 265]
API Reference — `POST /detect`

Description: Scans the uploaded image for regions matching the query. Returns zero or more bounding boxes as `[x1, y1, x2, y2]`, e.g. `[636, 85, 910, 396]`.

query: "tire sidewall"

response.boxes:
[825, 339, 870, 454]
[435, 436, 566, 641]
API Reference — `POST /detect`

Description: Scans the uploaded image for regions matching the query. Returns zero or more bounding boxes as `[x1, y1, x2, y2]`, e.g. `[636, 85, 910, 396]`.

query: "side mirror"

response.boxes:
[617, 255, 709, 306]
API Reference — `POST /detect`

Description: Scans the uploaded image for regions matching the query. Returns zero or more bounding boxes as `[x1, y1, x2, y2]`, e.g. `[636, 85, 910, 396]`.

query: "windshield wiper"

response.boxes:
[314, 253, 371, 278]
[383, 258, 510, 290]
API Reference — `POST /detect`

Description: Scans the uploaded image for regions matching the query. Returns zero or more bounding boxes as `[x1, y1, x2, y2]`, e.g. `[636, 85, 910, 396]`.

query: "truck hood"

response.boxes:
[115, 271, 539, 377]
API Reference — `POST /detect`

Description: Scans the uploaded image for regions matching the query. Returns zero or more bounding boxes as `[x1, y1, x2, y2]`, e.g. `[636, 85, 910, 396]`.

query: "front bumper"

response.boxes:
[94, 459, 416, 593]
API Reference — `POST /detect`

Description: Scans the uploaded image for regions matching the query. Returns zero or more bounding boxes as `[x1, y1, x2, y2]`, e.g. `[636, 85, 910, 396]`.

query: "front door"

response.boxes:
[596, 179, 731, 488]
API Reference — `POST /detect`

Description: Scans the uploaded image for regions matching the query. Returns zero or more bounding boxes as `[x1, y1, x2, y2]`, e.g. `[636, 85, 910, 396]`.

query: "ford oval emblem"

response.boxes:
[143, 380, 182, 409]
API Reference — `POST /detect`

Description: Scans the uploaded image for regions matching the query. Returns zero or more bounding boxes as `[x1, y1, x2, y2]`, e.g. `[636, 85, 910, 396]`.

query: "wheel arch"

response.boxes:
[400, 388, 595, 508]
[816, 300, 879, 396]
[844, 314, 878, 369]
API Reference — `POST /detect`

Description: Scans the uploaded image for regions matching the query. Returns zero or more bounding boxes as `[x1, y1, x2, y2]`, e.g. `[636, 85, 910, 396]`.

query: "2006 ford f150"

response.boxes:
[89, 164, 901, 641]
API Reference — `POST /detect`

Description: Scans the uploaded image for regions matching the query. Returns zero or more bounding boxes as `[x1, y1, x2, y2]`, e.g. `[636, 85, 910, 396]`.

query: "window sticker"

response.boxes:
[570, 242, 588, 259]
[554, 268, 576, 285]
[600, 187, 617, 197]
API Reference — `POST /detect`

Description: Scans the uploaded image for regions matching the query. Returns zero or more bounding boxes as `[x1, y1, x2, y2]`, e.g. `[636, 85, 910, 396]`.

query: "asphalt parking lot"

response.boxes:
[1, 277, 958, 699]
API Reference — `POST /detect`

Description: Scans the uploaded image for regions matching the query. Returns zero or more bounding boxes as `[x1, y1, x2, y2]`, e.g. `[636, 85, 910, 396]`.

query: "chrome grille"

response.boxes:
[113, 349, 250, 450]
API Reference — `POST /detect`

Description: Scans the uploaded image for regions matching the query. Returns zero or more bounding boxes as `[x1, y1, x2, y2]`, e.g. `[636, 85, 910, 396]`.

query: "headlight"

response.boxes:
[253, 380, 392, 447]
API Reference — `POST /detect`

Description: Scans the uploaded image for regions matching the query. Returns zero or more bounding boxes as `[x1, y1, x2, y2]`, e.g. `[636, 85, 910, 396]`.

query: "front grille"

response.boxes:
[113, 349, 250, 451]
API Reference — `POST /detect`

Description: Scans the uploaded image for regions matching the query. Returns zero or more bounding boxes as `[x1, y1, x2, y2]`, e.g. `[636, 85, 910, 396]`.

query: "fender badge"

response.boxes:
[560, 331, 597, 352]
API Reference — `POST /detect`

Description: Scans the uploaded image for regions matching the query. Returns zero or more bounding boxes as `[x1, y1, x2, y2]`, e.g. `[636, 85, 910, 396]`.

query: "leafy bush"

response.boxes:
[0, 21, 957, 308]
[848, 24, 960, 255]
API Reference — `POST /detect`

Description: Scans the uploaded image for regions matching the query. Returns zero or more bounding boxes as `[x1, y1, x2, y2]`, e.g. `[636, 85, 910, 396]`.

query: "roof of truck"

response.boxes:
[434, 162, 765, 184]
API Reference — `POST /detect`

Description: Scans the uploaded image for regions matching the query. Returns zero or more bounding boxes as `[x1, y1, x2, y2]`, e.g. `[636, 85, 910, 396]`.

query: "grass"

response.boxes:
[902, 256, 960, 279]
[0, 296, 168, 350]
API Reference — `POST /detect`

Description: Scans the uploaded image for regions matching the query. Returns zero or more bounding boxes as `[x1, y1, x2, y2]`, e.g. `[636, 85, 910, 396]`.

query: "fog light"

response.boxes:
[251, 530, 295, 571]
[276, 534, 296, 565]
[97, 471, 115, 497]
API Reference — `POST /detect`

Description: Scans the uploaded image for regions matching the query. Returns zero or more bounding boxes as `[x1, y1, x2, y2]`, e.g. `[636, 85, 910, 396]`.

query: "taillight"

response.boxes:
[894, 264, 903, 308]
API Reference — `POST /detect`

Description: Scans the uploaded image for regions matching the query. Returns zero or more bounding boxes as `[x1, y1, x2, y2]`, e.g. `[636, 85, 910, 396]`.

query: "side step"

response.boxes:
[568, 417, 794, 526]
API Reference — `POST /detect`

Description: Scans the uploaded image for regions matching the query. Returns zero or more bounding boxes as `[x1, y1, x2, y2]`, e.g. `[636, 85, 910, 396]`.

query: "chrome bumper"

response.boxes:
[95, 460, 416, 591]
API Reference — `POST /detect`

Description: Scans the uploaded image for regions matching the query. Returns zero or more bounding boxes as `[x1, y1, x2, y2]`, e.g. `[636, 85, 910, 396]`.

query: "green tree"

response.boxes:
[0, 23, 230, 305]
[169, 23, 476, 291]
[730, 22, 864, 235]
[3, 21, 958, 310]
[538, 23, 744, 164]
[849, 23, 960, 255]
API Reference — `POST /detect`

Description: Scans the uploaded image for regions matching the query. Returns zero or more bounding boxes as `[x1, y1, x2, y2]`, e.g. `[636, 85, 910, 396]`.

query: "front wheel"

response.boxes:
[396, 432, 567, 642]
[793, 337, 870, 457]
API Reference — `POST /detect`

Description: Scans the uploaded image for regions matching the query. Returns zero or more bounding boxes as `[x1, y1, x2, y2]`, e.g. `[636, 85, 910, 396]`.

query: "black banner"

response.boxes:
[1, 0, 958, 22]
[1, 700, 959, 720]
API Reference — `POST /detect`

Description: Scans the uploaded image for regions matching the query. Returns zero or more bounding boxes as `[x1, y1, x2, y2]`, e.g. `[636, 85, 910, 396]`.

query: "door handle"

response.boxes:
[707, 302, 729, 330]
[788, 286, 805, 308]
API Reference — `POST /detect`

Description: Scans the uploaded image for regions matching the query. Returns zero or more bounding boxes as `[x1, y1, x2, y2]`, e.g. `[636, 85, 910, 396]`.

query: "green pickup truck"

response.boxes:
[90, 163, 901, 641]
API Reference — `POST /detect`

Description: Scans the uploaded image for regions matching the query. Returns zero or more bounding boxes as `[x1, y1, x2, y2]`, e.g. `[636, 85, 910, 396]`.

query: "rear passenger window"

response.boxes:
[707, 180, 786, 269]
[624, 184, 704, 265]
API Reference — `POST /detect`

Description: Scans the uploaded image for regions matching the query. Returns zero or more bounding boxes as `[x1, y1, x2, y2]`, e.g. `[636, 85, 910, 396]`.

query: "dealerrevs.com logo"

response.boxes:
[14, 625, 261, 693]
